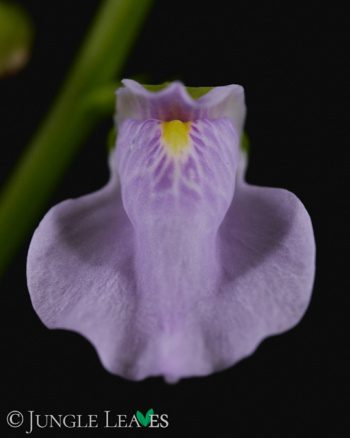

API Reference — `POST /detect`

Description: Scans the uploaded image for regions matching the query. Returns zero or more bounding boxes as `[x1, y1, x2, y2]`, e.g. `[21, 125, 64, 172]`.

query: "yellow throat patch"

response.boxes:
[162, 120, 191, 155]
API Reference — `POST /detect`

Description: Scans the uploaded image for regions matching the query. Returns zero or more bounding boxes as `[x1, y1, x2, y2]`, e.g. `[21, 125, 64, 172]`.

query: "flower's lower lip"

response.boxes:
[27, 177, 315, 381]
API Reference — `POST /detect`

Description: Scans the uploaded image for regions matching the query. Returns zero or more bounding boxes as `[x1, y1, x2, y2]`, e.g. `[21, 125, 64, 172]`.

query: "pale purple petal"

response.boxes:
[27, 179, 141, 377]
[27, 80, 315, 382]
[212, 181, 315, 368]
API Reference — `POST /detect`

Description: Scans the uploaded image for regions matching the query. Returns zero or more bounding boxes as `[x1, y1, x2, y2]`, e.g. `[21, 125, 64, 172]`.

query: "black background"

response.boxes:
[0, 1, 345, 436]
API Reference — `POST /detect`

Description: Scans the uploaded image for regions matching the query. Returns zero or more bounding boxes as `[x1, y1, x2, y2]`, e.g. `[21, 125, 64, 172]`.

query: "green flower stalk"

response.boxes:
[0, 0, 153, 275]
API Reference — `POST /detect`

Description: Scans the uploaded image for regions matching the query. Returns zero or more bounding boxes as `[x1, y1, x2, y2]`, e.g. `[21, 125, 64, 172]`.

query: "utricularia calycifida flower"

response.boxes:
[27, 80, 315, 382]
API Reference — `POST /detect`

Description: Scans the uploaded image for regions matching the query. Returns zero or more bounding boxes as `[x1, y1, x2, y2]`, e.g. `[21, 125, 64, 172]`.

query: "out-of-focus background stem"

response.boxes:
[0, 0, 153, 276]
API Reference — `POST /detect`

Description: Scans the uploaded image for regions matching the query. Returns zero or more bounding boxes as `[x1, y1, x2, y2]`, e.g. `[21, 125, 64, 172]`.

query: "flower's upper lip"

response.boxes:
[120, 78, 244, 107]
[117, 79, 246, 133]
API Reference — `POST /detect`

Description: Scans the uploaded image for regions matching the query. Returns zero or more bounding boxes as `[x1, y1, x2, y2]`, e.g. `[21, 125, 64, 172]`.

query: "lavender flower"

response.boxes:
[27, 80, 315, 382]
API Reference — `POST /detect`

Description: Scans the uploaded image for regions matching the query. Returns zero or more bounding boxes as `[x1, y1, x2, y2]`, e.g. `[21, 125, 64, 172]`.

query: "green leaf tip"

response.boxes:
[0, 1, 34, 77]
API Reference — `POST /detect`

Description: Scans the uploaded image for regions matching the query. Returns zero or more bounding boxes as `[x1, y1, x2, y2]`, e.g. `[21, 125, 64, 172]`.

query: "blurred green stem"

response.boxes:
[0, 0, 153, 275]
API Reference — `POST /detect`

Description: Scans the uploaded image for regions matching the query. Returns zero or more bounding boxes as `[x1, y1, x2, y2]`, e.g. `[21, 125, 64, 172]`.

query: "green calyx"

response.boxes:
[142, 82, 213, 99]
[241, 131, 250, 153]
